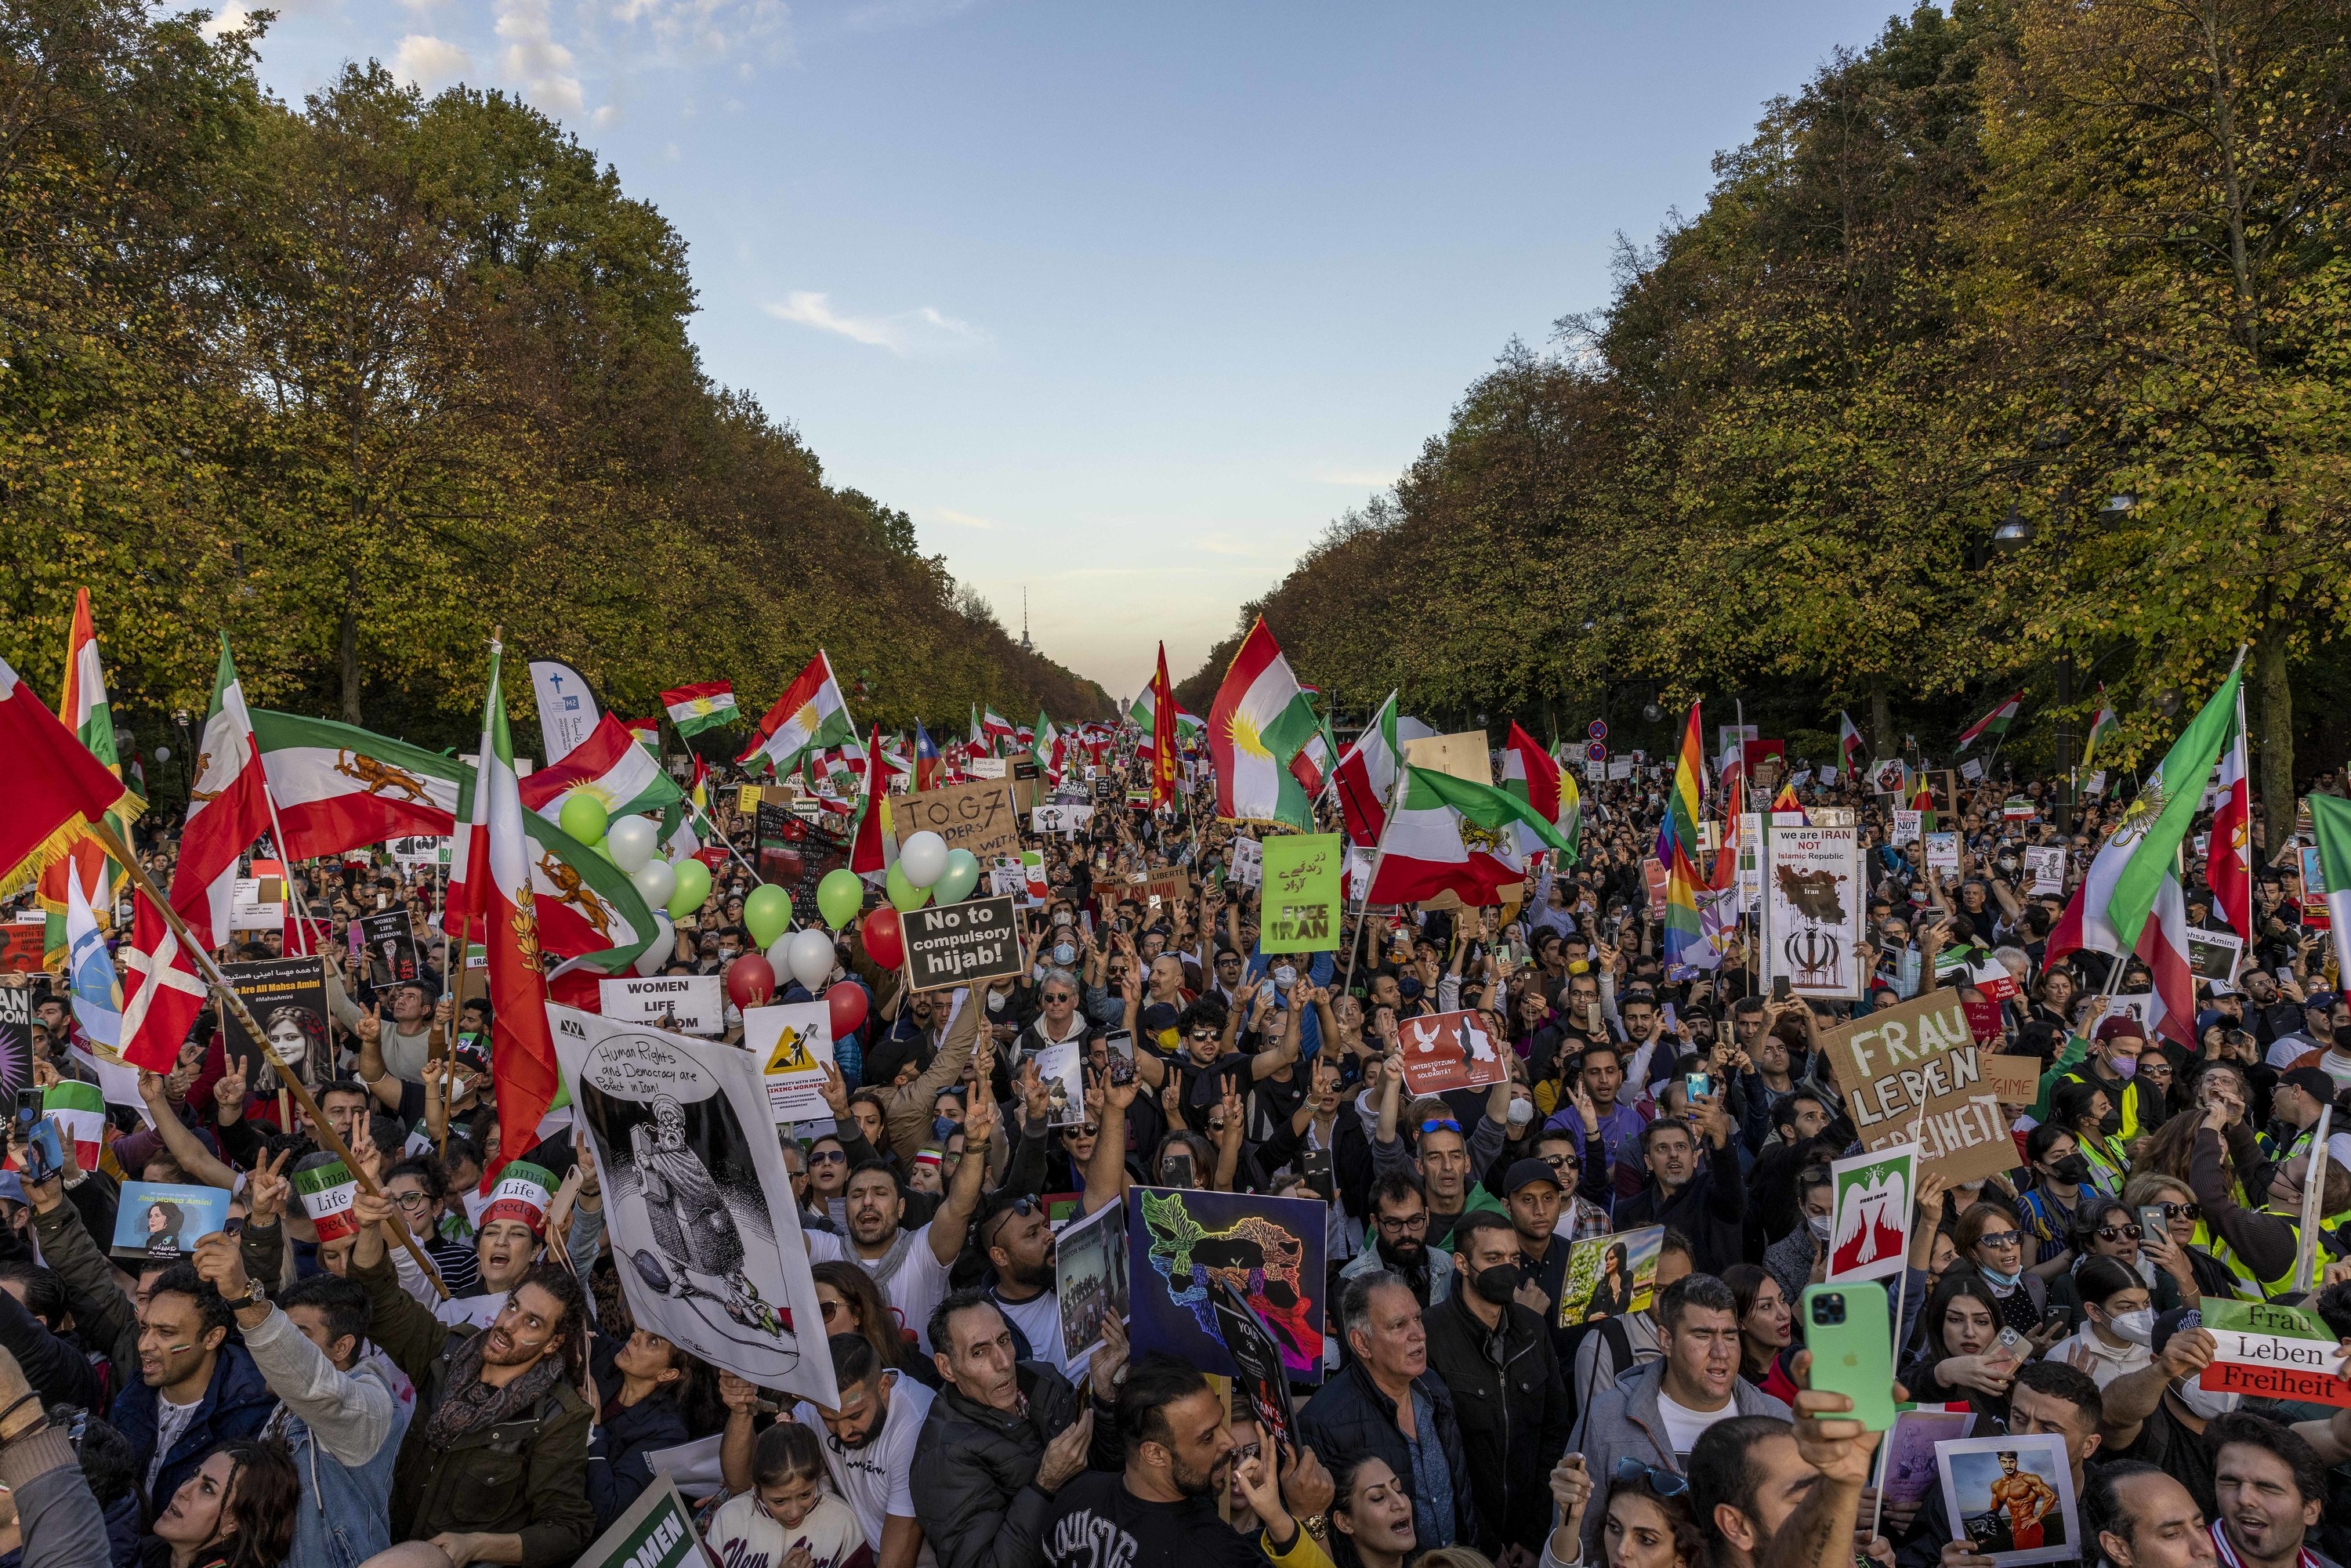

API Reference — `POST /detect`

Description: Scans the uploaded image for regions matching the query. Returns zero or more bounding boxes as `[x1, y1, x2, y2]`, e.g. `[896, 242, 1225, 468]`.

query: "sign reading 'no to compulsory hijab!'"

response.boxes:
[902, 893, 1027, 990]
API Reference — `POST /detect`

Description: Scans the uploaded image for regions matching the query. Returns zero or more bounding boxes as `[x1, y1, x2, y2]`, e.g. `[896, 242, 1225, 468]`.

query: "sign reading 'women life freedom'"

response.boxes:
[1816, 989, 2034, 1184]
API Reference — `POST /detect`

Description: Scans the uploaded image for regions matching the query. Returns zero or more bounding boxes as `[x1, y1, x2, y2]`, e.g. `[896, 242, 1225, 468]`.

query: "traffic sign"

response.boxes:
[1585, 741, 1608, 762]
[1587, 720, 1608, 741]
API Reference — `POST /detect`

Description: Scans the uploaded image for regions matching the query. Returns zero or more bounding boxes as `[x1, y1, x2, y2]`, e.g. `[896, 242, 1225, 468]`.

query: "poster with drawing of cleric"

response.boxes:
[550, 1005, 840, 1409]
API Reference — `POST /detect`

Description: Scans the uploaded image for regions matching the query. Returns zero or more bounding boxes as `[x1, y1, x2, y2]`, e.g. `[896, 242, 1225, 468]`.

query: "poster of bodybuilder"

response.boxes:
[549, 1005, 840, 1410]
[219, 958, 331, 1093]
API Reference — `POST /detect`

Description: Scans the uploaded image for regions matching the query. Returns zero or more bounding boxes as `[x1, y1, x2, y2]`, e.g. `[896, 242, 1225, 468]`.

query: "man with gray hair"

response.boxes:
[1016, 967, 1092, 1064]
[1296, 1269, 1483, 1549]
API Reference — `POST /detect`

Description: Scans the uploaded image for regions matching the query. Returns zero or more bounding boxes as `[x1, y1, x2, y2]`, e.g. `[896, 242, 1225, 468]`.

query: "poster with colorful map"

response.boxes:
[1126, 1186, 1326, 1385]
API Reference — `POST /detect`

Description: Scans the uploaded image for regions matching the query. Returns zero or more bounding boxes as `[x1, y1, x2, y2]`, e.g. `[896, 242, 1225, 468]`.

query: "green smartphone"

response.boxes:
[1799, 1281, 1898, 1431]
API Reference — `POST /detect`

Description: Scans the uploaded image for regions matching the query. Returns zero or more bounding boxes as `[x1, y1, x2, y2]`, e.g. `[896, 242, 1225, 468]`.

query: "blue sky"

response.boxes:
[228, 0, 1904, 703]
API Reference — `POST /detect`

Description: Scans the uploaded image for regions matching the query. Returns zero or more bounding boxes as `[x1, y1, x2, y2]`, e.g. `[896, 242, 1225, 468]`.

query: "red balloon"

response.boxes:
[724, 954, 775, 1009]
[861, 907, 904, 970]
[827, 983, 869, 1038]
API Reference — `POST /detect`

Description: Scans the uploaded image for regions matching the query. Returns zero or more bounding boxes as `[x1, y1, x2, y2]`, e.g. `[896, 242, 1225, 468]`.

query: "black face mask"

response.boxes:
[2045, 1153, 2092, 1185]
[1468, 1263, 1519, 1306]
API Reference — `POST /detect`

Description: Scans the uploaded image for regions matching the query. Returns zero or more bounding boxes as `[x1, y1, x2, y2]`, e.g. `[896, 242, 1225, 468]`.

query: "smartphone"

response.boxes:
[1301, 1147, 1336, 1204]
[21, 1120, 60, 1185]
[1771, 974, 1793, 1002]
[1799, 1283, 1897, 1430]
[1991, 1325, 2027, 1366]
[2042, 1304, 2070, 1333]
[1160, 1148, 1194, 1186]
[2135, 1204, 2167, 1243]
[12, 1089, 39, 1138]
[1686, 1072, 1712, 1103]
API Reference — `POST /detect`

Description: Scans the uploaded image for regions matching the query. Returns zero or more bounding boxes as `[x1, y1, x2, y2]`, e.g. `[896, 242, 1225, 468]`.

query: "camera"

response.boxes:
[1810, 1292, 1846, 1327]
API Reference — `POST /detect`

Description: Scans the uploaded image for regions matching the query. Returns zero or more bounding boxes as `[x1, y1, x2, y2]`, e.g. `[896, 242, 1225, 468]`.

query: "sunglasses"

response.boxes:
[819, 1298, 849, 1322]
[1541, 1153, 1581, 1171]
[808, 1150, 847, 1166]
[1063, 1124, 1101, 1139]
[2161, 1201, 2202, 1221]
[2095, 1223, 2143, 1242]
[1042, 992, 1075, 1003]
[1418, 1117, 1462, 1136]
[1188, 1028, 1218, 1041]
[1614, 1457, 1688, 1496]
[1976, 1230, 2023, 1250]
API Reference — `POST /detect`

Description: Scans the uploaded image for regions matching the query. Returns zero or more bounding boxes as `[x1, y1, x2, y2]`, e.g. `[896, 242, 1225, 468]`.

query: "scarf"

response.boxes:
[426, 1330, 567, 1447]
[860, 1226, 923, 1291]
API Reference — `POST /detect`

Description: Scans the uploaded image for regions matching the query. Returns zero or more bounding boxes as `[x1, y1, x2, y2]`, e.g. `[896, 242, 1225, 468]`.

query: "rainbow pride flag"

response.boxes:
[1656, 704, 1712, 971]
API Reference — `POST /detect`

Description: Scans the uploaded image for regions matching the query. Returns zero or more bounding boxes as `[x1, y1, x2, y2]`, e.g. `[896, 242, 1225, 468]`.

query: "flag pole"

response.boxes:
[1339, 766, 1408, 1000]
[85, 821, 447, 1298]
[440, 910, 473, 1163]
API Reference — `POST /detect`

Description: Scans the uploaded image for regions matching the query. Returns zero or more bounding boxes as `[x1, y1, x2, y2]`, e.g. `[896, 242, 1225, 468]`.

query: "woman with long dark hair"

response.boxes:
[810, 1259, 933, 1385]
[586, 1326, 723, 1530]
[1722, 1264, 1798, 1405]
[1899, 1272, 2017, 1421]
[1328, 1455, 1416, 1568]
[144, 1439, 299, 1568]
[1585, 1241, 1632, 1321]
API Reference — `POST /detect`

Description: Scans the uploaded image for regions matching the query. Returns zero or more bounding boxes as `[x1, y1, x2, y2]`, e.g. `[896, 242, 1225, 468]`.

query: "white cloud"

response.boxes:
[844, 0, 979, 32]
[931, 509, 995, 530]
[593, 104, 621, 127]
[765, 292, 991, 357]
[608, 0, 795, 65]
[1306, 464, 1400, 487]
[496, 0, 584, 114]
[392, 34, 473, 92]
[200, 4, 255, 40]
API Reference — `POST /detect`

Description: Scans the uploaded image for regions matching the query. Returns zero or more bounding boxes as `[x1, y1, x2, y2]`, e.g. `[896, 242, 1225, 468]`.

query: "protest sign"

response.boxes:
[0, 917, 42, 975]
[1980, 1055, 2043, 1106]
[967, 755, 1006, 778]
[1230, 835, 1262, 889]
[1260, 833, 1342, 953]
[1125, 867, 1191, 914]
[0, 990, 31, 1099]
[1815, 989, 2020, 1184]
[293, 1155, 360, 1242]
[1055, 1199, 1129, 1376]
[2185, 928, 2244, 983]
[2197, 1296, 2335, 1343]
[1557, 1225, 1665, 1327]
[1642, 857, 1668, 920]
[1828, 1144, 1914, 1282]
[1032, 1037, 1085, 1126]
[357, 909, 423, 986]
[1396, 1009, 1507, 1095]
[113, 1182, 230, 1262]
[2197, 1356, 2351, 1408]
[1762, 824, 1864, 1000]
[902, 894, 1024, 990]
[1924, 831, 1960, 875]
[571, 1476, 705, 1568]
[2095, 994, 2153, 1037]
[1402, 730, 1491, 785]
[1128, 1187, 1325, 1384]
[1031, 803, 1093, 835]
[1872, 759, 1909, 795]
[387, 835, 451, 867]
[551, 1005, 839, 1408]
[1959, 758, 1984, 783]
[219, 958, 331, 1093]
[1212, 1276, 1299, 1458]
[898, 779, 1022, 863]
[1882, 1407, 1975, 1506]
[739, 1001, 835, 1123]
[734, 784, 763, 814]
[227, 875, 285, 932]
[1890, 809, 1922, 847]
[2298, 844, 2328, 927]
[599, 974, 724, 1036]
[1935, 1433, 2078, 1566]
[988, 860, 1026, 898]
[2023, 846, 2064, 895]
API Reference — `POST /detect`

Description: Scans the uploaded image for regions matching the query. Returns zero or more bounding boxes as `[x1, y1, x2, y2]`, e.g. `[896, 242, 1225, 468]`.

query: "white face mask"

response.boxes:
[2175, 1377, 2240, 1419]
[2107, 1308, 2156, 1345]
[987, 991, 1008, 1013]
[1807, 1213, 1834, 1242]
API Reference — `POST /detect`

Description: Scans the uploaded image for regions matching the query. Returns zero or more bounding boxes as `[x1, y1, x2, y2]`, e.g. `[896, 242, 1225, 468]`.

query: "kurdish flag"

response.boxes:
[518, 714, 683, 824]
[1656, 704, 1712, 971]
[1335, 692, 1402, 849]
[1957, 691, 2023, 751]
[738, 651, 859, 776]
[2307, 795, 2351, 942]
[2081, 687, 2120, 769]
[1208, 617, 1320, 831]
[661, 680, 738, 738]
[1502, 722, 1578, 865]
[1364, 766, 1574, 905]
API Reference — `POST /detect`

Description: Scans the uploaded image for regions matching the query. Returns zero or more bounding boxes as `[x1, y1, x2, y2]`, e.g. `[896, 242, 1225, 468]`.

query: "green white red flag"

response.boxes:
[1837, 712, 1865, 775]
[1207, 616, 1320, 831]
[661, 680, 738, 737]
[168, 636, 273, 951]
[2081, 688, 2120, 769]
[1334, 691, 1400, 848]
[2306, 795, 2351, 942]
[1365, 765, 1572, 905]
[1502, 722, 1578, 864]
[42, 1080, 107, 1171]
[1956, 692, 2023, 751]
[738, 651, 859, 776]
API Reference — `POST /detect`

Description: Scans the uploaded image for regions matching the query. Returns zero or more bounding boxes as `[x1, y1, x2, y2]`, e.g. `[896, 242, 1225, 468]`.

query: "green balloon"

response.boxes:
[817, 869, 865, 930]
[934, 849, 981, 904]
[558, 791, 609, 846]
[666, 856, 712, 921]
[744, 885, 792, 948]
[886, 863, 931, 913]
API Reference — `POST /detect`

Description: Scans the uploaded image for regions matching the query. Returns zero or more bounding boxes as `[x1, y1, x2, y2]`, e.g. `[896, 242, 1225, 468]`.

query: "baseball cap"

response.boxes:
[2278, 1066, 2337, 1103]
[1502, 1157, 1563, 1197]
[2303, 990, 2338, 1012]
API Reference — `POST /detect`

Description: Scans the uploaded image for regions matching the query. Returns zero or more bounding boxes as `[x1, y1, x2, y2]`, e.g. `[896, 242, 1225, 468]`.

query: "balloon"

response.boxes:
[666, 856, 712, 920]
[861, 907, 904, 970]
[933, 848, 980, 904]
[816, 868, 865, 930]
[744, 885, 793, 949]
[886, 864, 931, 913]
[827, 983, 869, 1038]
[558, 791, 609, 847]
[785, 928, 835, 994]
[724, 954, 775, 1009]
[606, 817, 657, 875]
[634, 914, 674, 977]
[898, 831, 948, 889]
[632, 858, 676, 909]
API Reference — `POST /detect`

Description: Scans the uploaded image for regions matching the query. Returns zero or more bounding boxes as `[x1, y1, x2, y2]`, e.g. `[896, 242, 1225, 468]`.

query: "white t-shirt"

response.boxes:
[706, 1490, 872, 1568]
[992, 1287, 1062, 1367]
[1655, 1389, 1738, 1458]
[807, 1224, 954, 1353]
[792, 1374, 936, 1566]
[436, 1292, 504, 1332]
[147, 1394, 203, 1494]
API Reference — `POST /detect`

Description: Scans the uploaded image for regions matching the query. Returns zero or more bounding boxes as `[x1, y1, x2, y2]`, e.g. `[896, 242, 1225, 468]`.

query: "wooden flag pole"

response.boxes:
[440, 910, 474, 1164]
[87, 823, 447, 1298]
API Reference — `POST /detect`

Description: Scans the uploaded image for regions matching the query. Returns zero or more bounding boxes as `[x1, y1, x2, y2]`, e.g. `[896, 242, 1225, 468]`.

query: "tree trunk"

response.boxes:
[2253, 628, 2293, 855]
[339, 559, 363, 724]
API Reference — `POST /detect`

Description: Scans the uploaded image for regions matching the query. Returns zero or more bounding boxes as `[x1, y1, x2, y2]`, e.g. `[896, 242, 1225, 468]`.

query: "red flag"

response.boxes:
[0, 654, 137, 896]
[1151, 643, 1178, 808]
[849, 723, 893, 876]
[2210, 698, 2253, 940]
[119, 893, 208, 1072]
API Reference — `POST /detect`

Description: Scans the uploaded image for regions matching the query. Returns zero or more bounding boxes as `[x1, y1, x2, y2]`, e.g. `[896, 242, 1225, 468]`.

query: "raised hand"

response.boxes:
[247, 1147, 293, 1229]
[1034, 1407, 1093, 1494]
[817, 1059, 850, 1119]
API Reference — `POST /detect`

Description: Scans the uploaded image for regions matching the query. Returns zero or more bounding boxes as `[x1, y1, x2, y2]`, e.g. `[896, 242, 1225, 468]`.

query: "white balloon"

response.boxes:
[606, 816, 658, 875]
[632, 857, 676, 908]
[786, 928, 835, 994]
[634, 914, 674, 976]
[899, 831, 948, 888]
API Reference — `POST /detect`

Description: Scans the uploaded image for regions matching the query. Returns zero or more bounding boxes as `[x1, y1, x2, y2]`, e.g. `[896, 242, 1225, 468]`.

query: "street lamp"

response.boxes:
[1991, 507, 2034, 550]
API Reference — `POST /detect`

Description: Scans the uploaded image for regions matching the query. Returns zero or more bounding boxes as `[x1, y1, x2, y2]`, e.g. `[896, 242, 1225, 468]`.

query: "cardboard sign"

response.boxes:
[1230, 835, 1263, 889]
[740, 999, 835, 1121]
[1979, 1055, 2044, 1106]
[227, 875, 285, 932]
[1827, 1144, 1914, 1282]
[1125, 868, 1191, 912]
[901, 894, 1025, 990]
[1816, 989, 2021, 1183]
[1762, 824, 1864, 1000]
[1403, 730, 1492, 786]
[1259, 833, 1342, 953]
[571, 1476, 705, 1568]
[734, 784, 763, 814]
[1396, 1009, 1508, 1095]
[597, 974, 724, 1036]
[2023, 846, 2065, 895]
[898, 780, 1022, 864]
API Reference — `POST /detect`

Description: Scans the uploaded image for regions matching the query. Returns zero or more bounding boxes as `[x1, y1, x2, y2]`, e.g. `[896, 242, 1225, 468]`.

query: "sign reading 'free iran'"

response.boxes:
[1817, 989, 2024, 1184]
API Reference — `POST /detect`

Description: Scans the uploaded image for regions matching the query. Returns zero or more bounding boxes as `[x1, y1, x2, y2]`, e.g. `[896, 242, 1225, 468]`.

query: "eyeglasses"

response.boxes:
[2094, 1223, 2143, 1241]
[808, 1150, 847, 1166]
[1612, 1457, 1689, 1497]
[819, 1298, 849, 1322]
[389, 1191, 433, 1211]
[1976, 1229, 2023, 1251]
[1231, 1441, 1261, 1465]
[1418, 1117, 1462, 1136]
[1375, 1211, 1429, 1233]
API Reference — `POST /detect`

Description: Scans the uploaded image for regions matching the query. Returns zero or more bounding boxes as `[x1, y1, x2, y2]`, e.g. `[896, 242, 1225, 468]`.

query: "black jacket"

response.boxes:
[1296, 1357, 1483, 1550]
[1612, 1131, 1748, 1276]
[908, 1361, 1121, 1568]
[1422, 1288, 1574, 1555]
